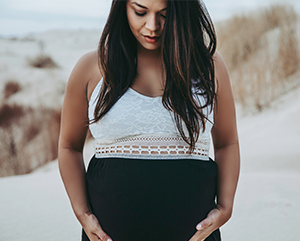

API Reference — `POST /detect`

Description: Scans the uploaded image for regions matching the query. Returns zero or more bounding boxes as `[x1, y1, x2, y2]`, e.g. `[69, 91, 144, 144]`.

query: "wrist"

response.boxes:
[75, 208, 92, 224]
[216, 204, 233, 224]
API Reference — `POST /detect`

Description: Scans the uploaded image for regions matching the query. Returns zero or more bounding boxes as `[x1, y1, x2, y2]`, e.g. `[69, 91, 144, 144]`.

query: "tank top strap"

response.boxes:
[89, 78, 103, 106]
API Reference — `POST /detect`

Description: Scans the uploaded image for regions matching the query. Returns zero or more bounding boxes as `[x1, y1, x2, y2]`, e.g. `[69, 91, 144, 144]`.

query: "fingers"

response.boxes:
[189, 225, 214, 241]
[96, 229, 112, 241]
[196, 208, 220, 231]
[81, 212, 113, 241]
[189, 209, 223, 241]
[89, 231, 113, 241]
[89, 226, 113, 241]
[196, 215, 213, 231]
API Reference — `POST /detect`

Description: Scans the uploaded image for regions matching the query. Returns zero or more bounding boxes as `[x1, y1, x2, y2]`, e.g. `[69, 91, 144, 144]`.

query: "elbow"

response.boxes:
[214, 140, 239, 151]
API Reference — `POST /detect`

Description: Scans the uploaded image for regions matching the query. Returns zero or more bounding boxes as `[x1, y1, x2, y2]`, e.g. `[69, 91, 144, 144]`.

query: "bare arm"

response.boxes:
[58, 52, 112, 241]
[190, 51, 240, 241]
[212, 51, 240, 221]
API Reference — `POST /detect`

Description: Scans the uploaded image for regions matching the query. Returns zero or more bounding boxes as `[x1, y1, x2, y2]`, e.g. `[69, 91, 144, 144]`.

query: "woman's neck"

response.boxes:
[132, 44, 165, 97]
[137, 44, 162, 62]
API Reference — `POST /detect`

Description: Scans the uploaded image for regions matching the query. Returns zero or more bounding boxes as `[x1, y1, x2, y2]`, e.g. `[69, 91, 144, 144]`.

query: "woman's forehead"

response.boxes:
[128, 0, 167, 11]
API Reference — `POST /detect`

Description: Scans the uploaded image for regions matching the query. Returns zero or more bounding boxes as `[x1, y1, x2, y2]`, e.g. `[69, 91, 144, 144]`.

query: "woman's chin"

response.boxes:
[138, 42, 161, 51]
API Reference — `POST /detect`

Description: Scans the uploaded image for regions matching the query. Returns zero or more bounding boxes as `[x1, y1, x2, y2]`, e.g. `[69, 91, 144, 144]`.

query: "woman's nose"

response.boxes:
[145, 14, 160, 32]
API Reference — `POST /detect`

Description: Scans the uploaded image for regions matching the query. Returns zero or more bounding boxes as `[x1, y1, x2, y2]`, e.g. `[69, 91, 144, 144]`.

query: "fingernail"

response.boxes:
[107, 239, 112, 241]
[196, 224, 202, 230]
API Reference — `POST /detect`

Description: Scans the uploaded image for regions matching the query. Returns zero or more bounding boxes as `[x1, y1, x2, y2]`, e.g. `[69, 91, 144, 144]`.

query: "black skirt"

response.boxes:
[82, 156, 221, 241]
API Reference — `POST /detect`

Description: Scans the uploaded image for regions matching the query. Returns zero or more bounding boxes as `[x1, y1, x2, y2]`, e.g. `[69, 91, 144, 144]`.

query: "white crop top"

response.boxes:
[89, 79, 214, 160]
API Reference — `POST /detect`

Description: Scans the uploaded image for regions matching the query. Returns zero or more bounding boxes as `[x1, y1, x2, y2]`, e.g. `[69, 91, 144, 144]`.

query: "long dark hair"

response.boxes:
[94, 0, 216, 151]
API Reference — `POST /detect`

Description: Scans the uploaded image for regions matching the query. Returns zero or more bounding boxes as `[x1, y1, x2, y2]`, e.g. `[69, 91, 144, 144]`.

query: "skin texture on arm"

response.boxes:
[58, 52, 112, 241]
[189, 51, 240, 241]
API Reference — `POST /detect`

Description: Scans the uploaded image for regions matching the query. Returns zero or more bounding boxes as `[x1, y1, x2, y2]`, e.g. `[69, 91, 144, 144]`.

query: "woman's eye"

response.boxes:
[160, 14, 166, 19]
[135, 11, 146, 17]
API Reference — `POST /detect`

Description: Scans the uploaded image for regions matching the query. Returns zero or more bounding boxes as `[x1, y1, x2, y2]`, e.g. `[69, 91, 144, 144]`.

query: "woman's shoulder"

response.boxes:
[71, 50, 102, 81]
[212, 50, 230, 93]
[213, 51, 227, 76]
[67, 50, 103, 99]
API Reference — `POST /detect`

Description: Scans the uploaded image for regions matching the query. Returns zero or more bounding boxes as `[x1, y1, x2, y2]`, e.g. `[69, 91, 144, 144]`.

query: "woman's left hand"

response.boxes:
[188, 205, 231, 241]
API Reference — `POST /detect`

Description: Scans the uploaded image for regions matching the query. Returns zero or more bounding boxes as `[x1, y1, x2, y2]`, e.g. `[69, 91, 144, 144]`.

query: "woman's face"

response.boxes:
[126, 0, 167, 51]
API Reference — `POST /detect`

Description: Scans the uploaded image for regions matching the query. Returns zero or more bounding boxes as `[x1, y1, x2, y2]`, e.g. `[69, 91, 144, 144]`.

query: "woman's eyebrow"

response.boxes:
[132, 2, 148, 9]
[131, 2, 167, 11]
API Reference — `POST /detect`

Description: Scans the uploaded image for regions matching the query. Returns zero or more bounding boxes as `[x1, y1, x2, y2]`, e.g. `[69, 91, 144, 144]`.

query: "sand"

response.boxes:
[221, 87, 300, 240]
[0, 29, 300, 240]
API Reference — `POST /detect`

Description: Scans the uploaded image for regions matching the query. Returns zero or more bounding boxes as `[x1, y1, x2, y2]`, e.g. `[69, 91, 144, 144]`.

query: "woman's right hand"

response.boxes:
[79, 211, 113, 241]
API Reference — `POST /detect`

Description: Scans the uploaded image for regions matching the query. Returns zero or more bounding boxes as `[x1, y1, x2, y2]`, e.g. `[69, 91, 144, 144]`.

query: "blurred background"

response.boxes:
[0, 0, 300, 241]
[0, 0, 299, 36]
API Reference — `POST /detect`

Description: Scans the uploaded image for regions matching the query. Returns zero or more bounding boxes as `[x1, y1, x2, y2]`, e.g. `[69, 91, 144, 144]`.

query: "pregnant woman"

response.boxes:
[58, 0, 240, 240]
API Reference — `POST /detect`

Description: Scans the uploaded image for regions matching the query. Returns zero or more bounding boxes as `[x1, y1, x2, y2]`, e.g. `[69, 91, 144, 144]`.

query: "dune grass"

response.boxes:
[216, 4, 300, 112]
[0, 103, 61, 177]
[26, 41, 59, 69]
[3, 81, 22, 100]
[27, 53, 59, 69]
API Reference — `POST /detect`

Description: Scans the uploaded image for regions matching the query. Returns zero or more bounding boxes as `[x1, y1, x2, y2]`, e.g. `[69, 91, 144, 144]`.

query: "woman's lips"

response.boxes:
[143, 35, 160, 43]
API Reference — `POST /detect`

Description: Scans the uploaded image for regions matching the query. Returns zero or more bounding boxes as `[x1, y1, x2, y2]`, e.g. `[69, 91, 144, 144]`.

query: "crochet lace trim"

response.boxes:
[94, 134, 210, 160]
